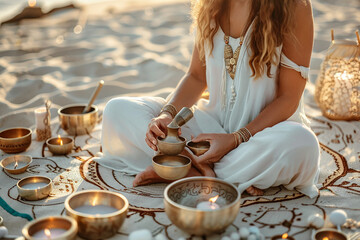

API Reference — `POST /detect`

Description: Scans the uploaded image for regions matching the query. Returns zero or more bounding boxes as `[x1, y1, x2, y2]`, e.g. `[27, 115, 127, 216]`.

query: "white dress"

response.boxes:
[95, 23, 320, 198]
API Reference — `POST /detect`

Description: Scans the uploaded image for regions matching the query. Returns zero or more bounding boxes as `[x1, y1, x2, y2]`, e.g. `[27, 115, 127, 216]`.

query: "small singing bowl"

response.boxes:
[17, 176, 52, 201]
[0, 155, 32, 174]
[152, 155, 191, 180]
[0, 127, 32, 153]
[313, 228, 348, 240]
[58, 104, 98, 136]
[164, 177, 241, 236]
[157, 136, 186, 156]
[186, 141, 210, 156]
[22, 216, 78, 240]
[46, 137, 74, 155]
[65, 190, 129, 239]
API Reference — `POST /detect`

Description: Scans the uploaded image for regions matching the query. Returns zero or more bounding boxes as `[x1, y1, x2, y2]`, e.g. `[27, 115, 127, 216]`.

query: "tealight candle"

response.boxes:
[17, 176, 52, 201]
[46, 135, 73, 155]
[0, 155, 32, 175]
[196, 195, 220, 211]
[32, 228, 68, 238]
[271, 233, 295, 240]
[313, 228, 348, 240]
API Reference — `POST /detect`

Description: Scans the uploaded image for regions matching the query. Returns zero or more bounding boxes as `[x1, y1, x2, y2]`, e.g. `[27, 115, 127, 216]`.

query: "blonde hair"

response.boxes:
[191, 0, 298, 79]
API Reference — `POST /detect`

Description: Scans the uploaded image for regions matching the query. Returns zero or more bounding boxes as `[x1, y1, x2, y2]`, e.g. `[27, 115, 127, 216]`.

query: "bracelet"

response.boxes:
[232, 133, 238, 148]
[236, 127, 252, 143]
[159, 104, 177, 118]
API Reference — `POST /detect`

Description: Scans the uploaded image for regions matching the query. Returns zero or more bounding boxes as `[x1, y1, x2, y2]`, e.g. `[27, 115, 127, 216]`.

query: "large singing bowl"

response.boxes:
[58, 104, 98, 136]
[164, 177, 241, 236]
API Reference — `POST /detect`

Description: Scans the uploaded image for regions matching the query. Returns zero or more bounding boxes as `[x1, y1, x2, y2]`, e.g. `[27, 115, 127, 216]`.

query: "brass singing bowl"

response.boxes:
[65, 190, 129, 239]
[46, 137, 74, 155]
[1, 155, 32, 174]
[0, 127, 32, 153]
[186, 141, 210, 156]
[164, 177, 241, 236]
[152, 155, 191, 180]
[157, 136, 186, 156]
[17, 176, 52, 201]
[313, 228, 348, 240]
[22, 216, 78, 240]
[58, 104, 98, 136]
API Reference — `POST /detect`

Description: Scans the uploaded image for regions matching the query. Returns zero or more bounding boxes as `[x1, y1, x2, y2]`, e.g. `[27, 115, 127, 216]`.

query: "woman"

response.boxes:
[96, 0, 320, 197]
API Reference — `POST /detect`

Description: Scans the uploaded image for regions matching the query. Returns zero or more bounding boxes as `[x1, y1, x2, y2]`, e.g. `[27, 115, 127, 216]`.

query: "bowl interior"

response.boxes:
[47, 138, 73, 145]
[166, 178, 239, 209]
[18, 176, 51, 188]
[1, 155, 32, 169]
[59, 106, 96, 115]
[187, 141, 210, 149]
[153, 155, 190, 168]
[67, 191, 127, 214]
[0, 128, 31, 139]
[27, 217, 73, 236]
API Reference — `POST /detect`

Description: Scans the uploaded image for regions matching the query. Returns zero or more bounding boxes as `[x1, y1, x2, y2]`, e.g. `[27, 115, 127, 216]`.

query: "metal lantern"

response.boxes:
[315, 30, 360, 120]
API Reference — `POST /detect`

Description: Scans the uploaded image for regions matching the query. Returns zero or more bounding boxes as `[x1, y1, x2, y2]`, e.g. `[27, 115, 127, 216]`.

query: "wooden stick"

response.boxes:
[331, 29, 334, 42]
[356, 30, 360, 45]
[83, 80, 104, 113]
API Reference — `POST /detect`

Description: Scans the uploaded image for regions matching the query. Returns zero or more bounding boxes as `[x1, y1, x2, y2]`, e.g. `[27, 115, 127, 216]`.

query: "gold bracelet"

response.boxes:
[159, 104, 177, 118]
[236, 128, 251, 142]
[234, 131, 242, 146]
[243, 127, 252, 137]
[232, 133, 238, 148]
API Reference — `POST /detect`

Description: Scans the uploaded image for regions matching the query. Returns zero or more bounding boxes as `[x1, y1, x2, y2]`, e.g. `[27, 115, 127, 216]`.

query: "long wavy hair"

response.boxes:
[191, 0, 299, 79]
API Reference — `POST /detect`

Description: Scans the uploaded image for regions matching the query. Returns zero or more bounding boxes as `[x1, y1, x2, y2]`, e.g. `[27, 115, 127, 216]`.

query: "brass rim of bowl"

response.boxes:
[17, 176, 52, 190]
[157, 136, 186, 144]
[0, 127, 32, 140]
[164, 176, 241, 212]
[64, 190, 129, 218]
[152, 155, 191, 168]
[46, 137, 74, 146]
[58, 104, 98, 116]
[22, 215, 78, 240]
[1, 155, 33, 170]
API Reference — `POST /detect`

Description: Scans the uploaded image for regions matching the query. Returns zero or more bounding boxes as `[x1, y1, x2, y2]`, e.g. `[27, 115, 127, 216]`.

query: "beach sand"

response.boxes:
[0, 0, 359, 239]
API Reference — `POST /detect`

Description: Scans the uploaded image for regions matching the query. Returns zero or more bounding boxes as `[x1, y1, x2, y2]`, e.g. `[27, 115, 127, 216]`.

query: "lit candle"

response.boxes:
[28, 0, 36, 8]
[74, 199, 118, 215]
[196, 195, 220, 211]
[57, 135, 63, 145]
[32, 228, 67, 239]
[271, 233, 295, 240]
[8, 160, 27, 170]
[46, 136, 73, 155]
[313, 228, 348, 240]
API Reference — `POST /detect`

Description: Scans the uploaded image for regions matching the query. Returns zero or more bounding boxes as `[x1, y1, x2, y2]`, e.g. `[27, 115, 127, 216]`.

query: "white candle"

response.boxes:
[74, 205, 118, 215]
[32, 228, 67, 238]
[22, 182, 49, 190]
[8, 162, 27, 170]
[196, 201, 220, 211]
[35, 107, 47, 130]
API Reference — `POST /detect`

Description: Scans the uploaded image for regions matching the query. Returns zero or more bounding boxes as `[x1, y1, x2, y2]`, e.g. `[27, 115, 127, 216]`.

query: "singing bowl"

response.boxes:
[65, 190, 129, 239]
[313, 228, 348, 240]
[157, 136, 186, 155]
[152, 155, 191, 180]
[186, 141, 210, 156]
[58, 104, 98, 136]
[164, 177, 241, 236]
[1, 155, 32, 174]
[46, 137, 74, 155]
[22, 216, 78, 240]
[0, 128, 32, 153]
[17, 176, 52, 201]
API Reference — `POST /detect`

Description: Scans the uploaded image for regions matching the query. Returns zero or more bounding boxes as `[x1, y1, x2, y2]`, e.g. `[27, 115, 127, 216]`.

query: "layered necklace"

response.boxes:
[223, 3, 251, 108]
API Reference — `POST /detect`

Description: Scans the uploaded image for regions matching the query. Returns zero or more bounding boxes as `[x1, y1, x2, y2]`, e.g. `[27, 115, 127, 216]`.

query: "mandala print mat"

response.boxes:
[0, 0, 359, 239]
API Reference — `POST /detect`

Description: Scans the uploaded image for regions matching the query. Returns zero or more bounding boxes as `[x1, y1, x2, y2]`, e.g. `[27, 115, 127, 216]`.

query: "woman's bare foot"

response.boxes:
[246, 186, 264, 196]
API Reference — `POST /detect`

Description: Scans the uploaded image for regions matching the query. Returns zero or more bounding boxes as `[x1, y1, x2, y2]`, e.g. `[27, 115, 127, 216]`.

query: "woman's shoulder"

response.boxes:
[294, 0, 312, 18]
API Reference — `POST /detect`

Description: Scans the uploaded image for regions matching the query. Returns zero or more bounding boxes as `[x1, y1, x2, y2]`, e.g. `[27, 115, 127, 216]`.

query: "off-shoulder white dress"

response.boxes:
[95, 23, 320, 198]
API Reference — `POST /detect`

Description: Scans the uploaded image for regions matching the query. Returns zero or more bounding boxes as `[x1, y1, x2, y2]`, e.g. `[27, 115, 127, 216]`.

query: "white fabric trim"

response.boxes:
[280, 53, 309, 80]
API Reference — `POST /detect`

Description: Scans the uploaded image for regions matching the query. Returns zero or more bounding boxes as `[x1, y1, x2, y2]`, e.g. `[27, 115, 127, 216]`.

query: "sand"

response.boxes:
[0, 0, 359, 239]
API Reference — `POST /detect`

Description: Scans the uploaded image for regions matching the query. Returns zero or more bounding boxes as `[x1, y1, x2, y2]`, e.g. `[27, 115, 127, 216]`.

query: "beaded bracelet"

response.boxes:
[159, 104, 177, 118]
[234, 127, 252, 144]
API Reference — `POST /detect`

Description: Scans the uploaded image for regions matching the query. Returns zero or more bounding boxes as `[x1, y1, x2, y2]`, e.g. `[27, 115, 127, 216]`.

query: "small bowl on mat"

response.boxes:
[58, 104, 98, 136]
[164, 177, 241, 236]
[0, 127, 32, 153]
[186, 141, 210, 156]
[17, 176, 52, 201]
[152, 155, 191, 180]
[0, 155, 32, 174]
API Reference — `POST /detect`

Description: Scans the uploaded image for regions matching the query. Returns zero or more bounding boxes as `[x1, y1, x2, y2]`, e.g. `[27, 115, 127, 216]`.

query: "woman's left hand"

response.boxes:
[189, 133, 238, 167]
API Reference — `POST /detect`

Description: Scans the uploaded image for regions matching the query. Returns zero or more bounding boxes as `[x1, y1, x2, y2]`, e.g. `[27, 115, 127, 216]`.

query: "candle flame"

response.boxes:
[282, 233, 288, 239]
[28, 0, 36, 7]
[57, 135, 63, 145]
[14, 160, 18, 169]
[209, 195, 219, 203]
[323, 238, 329, 240]
[91, 197, 97, 206]
[44, 228, 51, 238]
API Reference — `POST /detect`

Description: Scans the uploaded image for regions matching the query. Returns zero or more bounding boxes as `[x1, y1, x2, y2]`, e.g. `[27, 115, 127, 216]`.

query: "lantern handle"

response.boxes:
[356, 30, 360, 45]
[331, 29, 334, 42]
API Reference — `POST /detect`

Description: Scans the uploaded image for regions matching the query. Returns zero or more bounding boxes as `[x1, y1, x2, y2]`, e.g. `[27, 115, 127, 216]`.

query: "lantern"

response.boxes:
[315, 30, 360, 120]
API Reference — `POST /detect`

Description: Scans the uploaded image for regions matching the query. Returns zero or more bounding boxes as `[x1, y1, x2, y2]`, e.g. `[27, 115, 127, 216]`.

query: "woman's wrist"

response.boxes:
[159, 104, 177, 119]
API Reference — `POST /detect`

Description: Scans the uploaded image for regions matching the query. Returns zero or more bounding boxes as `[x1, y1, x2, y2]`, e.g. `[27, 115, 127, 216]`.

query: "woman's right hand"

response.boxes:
[145, 113, 173, 151]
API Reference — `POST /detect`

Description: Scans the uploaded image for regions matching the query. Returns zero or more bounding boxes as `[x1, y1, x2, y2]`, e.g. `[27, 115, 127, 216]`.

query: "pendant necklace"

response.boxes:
[223, 4, 250, 109]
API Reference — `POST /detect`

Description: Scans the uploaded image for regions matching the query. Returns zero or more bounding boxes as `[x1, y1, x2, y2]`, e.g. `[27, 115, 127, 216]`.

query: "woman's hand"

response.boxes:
[189, 133, 239, 168]
[145, 113, 173, 151]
